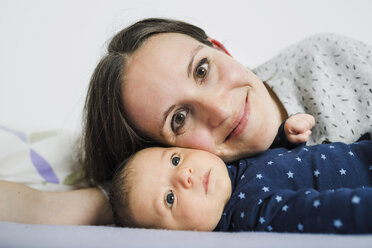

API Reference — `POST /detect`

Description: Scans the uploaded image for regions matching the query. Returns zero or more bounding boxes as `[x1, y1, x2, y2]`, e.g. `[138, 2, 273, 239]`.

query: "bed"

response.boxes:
[1, 221, 372, 248]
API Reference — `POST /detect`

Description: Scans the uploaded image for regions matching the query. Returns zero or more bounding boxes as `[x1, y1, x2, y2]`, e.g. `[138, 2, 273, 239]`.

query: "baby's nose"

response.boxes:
[174, 167, 193, 189]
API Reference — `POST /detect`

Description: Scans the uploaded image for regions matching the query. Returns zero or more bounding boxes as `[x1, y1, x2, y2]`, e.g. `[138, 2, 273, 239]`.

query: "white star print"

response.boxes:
[267, 225, 273, 231]
[275, 195, 282, 202]
[240, 174, 245, 180]
[333, 219, 343, 229]
[303, 148, 309, 152]
[369, 165, 372, 171]
[240, 212, 245, 218]
[282, 205, 289, 211]
[329, 145, 335, 149]
[339, 168, 346, 175]
[238, 192, 246, 199]
[222, 212, 227, 216]
[278, 153, 284, 156]
[258, 199, 263, 205]
[305, 190, 311, 195]
[296, 157, 302, 162]
[297, 223, 304, 231]
[321, 154, 326, 160]
[314, 170, 320, 177]
[259, 217, 266, 224]
[256, 174, 263, 179]
[351, 195, 361, 204]
[348, 151, 354, 156]
[313, 200, 321, 208]
[287, 171, 294, 178]
[267, 161, 274, 165]
[262, 186, 270, 192]
[227, 165, 232, 169]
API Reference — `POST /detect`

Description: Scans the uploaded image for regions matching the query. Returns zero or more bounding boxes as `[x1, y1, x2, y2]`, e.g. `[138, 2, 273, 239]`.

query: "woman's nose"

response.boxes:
[173, 167, 193, 189]
[199, 95, 230, 128]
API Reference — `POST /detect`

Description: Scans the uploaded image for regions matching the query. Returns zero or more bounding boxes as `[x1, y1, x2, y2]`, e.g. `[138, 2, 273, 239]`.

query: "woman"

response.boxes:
[82, 18, 288, 186]
[1, 18, 371, 225]
[83, 18, 372, 185]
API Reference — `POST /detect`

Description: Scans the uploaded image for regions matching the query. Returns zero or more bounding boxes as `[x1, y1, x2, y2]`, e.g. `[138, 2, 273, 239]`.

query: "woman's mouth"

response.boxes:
[202, 170, 211, 194]
[224, 94, 249, 142]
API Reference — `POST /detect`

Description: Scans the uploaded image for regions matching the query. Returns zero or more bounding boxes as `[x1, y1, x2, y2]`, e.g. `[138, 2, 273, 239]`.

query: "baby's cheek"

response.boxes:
[177, 133, 217, 155]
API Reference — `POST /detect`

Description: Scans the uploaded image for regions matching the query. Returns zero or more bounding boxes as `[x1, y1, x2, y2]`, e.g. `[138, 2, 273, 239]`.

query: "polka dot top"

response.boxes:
[253, 33, 372, 144]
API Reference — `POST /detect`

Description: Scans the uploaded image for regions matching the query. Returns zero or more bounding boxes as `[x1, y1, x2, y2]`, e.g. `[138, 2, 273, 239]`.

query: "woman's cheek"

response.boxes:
[177, 132, 217, 154]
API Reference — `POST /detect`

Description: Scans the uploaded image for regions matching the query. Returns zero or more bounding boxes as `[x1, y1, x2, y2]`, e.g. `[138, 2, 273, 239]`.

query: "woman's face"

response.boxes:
[122, 33, 282, 162]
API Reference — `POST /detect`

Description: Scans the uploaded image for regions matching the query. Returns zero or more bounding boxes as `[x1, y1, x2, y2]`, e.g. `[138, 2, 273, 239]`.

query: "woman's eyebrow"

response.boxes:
[187, 45, 204, 78]
[160, 104, 176, 138]
[160, 45, 204, 137]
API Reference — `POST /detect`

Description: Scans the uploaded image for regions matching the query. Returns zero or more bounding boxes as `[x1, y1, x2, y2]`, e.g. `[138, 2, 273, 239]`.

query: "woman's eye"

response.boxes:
[171, 109, 188, 133]
[171, 154, 180, 166]
[165, 190, 175, 208]
[195, 58, 209, 81]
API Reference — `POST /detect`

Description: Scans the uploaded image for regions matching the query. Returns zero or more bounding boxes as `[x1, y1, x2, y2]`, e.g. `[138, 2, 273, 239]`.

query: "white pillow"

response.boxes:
[0, 123, 86, 191]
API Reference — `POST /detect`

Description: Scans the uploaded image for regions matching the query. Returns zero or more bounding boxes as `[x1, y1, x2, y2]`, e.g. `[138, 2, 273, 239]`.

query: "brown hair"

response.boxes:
[109, 155, 138, 228]
[81, 18, 213, 184]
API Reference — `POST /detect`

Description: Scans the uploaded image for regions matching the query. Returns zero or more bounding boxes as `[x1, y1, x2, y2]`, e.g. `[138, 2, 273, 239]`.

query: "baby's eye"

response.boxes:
[171, 109, 188, 133]
[171, 154, 180, 166]
[165, 190, 175, 208]
[195, 58, 209, 81]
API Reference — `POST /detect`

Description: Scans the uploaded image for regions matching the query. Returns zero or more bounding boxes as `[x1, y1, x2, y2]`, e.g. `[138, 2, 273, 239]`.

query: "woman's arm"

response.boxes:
[0, 180, 112, 225]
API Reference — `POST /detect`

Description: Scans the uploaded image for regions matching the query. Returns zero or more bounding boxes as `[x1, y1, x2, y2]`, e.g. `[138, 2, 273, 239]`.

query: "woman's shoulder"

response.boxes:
[295, 33, 370, 52]
[275, 33, 366, 58]
[297, 33, 353, 43]
[253, 32, 371, 81]
[263, 33, 368, 61]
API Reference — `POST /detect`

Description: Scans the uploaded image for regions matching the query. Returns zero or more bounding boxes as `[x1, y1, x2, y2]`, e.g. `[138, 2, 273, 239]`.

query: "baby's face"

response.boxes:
[128, 147, 232, 231]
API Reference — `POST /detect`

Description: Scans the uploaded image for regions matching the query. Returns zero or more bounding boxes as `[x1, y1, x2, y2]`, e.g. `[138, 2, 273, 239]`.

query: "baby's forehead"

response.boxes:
[135, 147, 166, 159]
[130, 147, 168, 168]
[136, 146, 184, 157]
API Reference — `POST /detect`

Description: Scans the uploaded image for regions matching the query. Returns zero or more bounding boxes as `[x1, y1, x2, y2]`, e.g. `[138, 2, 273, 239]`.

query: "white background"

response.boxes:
[1, 0, 371, 132]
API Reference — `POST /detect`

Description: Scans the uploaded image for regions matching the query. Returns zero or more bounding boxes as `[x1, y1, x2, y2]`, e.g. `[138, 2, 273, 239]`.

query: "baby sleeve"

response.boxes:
[243, 187, 372, 233]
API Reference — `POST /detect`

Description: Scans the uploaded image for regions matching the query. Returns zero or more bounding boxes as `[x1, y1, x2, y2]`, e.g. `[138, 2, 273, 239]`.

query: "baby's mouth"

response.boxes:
[202, 169, 211, 194]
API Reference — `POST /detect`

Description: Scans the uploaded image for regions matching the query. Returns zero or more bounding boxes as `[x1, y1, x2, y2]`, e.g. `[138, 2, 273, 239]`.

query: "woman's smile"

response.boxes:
[224, 92, 250, 142]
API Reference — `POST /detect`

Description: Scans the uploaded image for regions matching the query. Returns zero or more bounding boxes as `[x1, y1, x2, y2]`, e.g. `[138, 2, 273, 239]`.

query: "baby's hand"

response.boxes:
[284, 114, 315, 143]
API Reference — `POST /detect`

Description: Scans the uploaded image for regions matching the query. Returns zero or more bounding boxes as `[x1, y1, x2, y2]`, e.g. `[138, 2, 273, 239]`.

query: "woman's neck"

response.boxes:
[264, 82, 288, 123]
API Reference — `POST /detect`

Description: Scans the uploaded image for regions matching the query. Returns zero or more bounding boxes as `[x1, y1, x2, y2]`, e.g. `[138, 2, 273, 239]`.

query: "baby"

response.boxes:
[109, 114, 372, 233]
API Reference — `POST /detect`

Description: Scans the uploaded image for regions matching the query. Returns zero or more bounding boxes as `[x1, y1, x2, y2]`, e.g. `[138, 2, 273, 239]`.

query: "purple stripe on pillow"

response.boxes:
[0, 124, 28, 143]
[30, 148, 59, 184]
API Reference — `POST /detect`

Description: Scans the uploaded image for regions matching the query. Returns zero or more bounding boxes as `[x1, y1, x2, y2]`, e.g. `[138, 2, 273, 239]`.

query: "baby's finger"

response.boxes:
[287, 130, 312, 143]
[288, 114, 315, 133]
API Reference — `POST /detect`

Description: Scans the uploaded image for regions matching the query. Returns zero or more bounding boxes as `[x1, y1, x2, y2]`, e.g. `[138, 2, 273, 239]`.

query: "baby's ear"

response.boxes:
[207, 38, 232, 56]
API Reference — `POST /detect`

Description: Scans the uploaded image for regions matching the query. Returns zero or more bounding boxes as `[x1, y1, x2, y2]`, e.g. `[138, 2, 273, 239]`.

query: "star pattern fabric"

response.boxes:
[215, 140, 372, 234]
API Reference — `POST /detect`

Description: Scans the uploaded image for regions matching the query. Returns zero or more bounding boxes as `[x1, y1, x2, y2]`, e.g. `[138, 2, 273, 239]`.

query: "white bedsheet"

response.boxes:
[1, 222, 371, 248]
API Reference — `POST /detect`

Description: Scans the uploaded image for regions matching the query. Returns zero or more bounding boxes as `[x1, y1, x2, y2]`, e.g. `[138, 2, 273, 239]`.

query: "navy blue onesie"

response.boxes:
[215, 127, 372, 233]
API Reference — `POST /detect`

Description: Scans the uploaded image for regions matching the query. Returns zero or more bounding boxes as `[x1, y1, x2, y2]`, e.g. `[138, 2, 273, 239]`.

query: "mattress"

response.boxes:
[1, 221, 372, 248]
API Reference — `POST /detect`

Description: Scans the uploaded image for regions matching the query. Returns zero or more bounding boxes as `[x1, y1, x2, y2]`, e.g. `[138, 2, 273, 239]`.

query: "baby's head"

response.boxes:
[109, 147, 232, 231]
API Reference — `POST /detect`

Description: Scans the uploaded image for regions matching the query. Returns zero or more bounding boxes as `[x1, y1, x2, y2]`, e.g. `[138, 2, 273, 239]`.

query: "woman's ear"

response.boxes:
[207, 38, 232, 56]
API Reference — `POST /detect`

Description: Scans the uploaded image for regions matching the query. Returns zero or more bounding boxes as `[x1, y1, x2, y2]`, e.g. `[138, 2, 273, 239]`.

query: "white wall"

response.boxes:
[1, 0, 371, 132]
